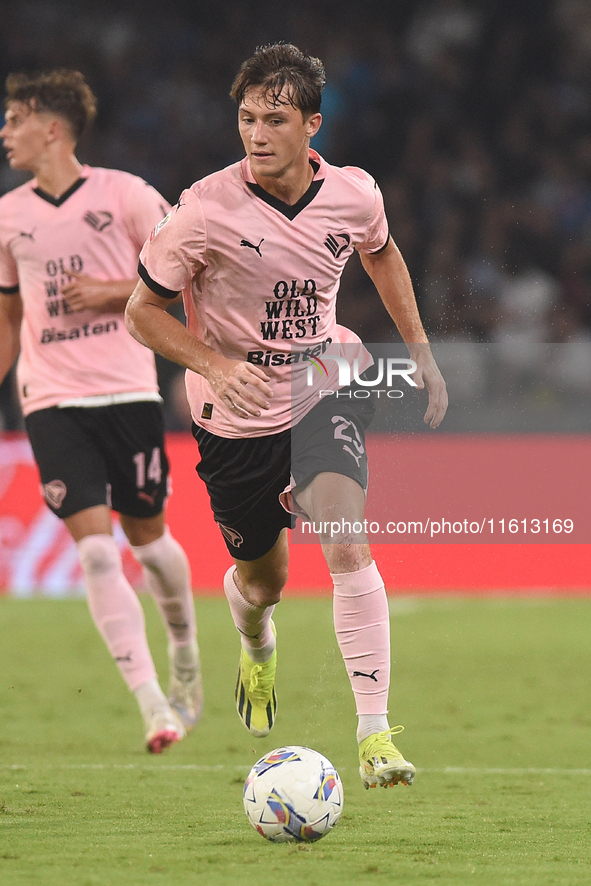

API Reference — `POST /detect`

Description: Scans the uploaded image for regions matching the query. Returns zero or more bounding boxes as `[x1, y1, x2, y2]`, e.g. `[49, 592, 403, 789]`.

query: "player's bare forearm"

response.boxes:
[360, 239, 448, 428]
[61, 274, 136, 313]
[126, 280, 211, 368]
[125, 279, 272, 417]
[360, 238, 429, 346]
[0, 292, 23, 384]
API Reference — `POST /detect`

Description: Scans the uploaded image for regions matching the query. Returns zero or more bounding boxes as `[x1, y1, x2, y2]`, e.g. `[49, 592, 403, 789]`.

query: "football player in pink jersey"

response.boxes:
[0, 70, 202, 753]
[127, 44, 448, 788]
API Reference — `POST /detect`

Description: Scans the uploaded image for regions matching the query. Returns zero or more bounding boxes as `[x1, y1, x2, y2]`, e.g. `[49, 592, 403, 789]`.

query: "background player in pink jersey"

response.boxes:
[126, 44, 448, 788]
[0, 70, 202, 753]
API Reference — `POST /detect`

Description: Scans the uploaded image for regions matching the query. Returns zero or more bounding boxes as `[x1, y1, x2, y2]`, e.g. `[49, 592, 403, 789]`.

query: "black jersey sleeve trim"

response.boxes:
[138, 261, 180, 299]
[0, 283, 19, 294]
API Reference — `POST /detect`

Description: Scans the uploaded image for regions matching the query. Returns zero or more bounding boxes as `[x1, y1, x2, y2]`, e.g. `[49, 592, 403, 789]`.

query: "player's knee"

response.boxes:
[325, 543, 372, 575]
[77, 534, 121, 577]
[243, 570, 287, 607]
[247, 584, 282, 608]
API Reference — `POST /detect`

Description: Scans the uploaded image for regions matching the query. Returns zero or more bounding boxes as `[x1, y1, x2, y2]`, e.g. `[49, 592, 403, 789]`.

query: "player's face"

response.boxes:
[238, 87, 321, 183]
[0, 102, 55, 171]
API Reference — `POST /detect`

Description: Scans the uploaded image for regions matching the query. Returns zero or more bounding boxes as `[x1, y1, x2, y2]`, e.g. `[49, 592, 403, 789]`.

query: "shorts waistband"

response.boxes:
[57, 392, 162, 408]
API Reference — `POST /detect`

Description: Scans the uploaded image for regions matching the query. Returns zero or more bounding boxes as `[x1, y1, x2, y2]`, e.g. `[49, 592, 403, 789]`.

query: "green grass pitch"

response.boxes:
[1, 594, 590, 885]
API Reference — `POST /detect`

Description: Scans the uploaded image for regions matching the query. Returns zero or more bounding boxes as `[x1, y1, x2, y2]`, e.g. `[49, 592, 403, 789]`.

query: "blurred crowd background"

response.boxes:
[2, 0, 591, 431]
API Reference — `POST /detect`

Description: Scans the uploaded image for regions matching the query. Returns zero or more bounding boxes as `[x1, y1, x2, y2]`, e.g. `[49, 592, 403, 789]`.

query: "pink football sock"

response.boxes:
[130, 528, 196, 647]
[77, 534, 157, 692]
[223, 566, 276, 663]
[332, 561, 391, 717]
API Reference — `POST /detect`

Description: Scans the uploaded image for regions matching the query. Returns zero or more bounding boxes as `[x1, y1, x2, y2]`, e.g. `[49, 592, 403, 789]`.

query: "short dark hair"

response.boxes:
[4, 69, 97, 142]
[230, 43, 325, 116]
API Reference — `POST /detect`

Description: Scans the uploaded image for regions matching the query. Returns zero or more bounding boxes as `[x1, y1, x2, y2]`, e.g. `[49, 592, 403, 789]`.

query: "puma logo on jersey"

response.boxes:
[18, 229, 35, 241]
[84, 211, 113, 232]
[324, 232, 350, 258]
[240, 237, 264, 257]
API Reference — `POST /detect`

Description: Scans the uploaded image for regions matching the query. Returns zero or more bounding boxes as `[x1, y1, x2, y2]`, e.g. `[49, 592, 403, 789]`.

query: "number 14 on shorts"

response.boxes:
[133, 448, 162, 488]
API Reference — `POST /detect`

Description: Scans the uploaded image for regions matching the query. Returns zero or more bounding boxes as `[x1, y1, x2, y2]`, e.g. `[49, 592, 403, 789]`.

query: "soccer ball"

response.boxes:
[243, 746, 344, 843]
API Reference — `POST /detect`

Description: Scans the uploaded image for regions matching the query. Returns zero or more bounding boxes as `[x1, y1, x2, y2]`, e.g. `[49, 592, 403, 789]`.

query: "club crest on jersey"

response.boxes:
[150, 212, 172, 241]
[217, 523, 244, 548]
[83, 211, 113, 232]
[324, 232, 351, 259]
[42, 479, 67, 509]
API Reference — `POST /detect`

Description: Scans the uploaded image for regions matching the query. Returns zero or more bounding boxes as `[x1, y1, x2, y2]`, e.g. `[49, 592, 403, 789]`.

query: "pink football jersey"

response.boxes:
[139, 150, 389, 438]
[0, 166, 169, 415]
